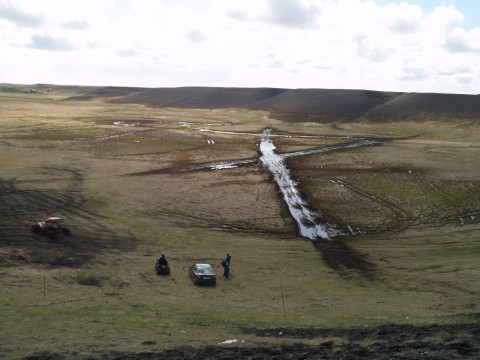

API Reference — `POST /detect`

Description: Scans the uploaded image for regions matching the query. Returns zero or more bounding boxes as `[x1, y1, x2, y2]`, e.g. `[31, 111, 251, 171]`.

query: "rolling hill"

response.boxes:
[106, 87, 480, 123]
[66, 85, 480, 123]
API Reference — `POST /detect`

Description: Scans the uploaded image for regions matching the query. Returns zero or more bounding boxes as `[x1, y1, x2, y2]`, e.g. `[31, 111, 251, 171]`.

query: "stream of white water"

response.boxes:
[259, 129, 342, 240]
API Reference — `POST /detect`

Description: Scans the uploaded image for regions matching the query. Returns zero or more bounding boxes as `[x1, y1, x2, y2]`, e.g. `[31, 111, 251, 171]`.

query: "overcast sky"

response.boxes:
[1, 0, 479, 94]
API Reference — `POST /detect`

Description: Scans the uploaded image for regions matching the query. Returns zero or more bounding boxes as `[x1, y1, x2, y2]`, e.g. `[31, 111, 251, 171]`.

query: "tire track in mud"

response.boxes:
[251, 184, 262, 232]
[1, 168, 85, 215]
[329, 178, 414, 235]
[285, 173, 411, 278]
[421, 178, 480, 227]
[0, 167, 136, 268]
[313, 239, 377, 280]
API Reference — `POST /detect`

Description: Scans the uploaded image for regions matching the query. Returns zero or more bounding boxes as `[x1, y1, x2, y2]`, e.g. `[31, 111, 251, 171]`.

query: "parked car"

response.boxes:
[188, 263, 216, 285]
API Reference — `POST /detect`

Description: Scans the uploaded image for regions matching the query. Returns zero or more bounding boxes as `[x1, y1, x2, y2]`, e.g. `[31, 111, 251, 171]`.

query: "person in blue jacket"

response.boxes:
[222, 253, 231, 278]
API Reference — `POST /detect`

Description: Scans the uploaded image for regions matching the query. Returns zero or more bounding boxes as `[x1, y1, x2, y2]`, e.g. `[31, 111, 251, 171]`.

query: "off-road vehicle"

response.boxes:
[32, 217, 71, 238]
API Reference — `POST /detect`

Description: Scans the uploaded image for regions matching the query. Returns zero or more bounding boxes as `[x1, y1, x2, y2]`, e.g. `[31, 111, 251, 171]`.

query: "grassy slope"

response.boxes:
[0, 92, 479, 358]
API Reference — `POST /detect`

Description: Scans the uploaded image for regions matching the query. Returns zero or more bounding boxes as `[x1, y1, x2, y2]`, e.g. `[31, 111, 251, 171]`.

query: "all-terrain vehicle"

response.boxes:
[155, 262, 170, 275]
[155, 259, 170, 275]
[31, 217, 71, 238]
[155, 254, 170, 275]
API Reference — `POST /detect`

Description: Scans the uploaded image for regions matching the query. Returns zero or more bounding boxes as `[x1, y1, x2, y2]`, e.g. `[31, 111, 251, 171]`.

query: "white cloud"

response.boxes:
[384, 2, 422, 34]
[227, 10, 248, 21]
[116, 48, 140, 57]
[61, 19, 90, 30]
[444, 28, 480, 53]
[187, 29, 208, 43]
[0, 0, 479, 94]
[262, 0, 319, 29]
[0, 1, 44, 27]
[27, 33, 77, 51]
[398, 66, 429, 82]
[457, 76, 472, 85]
[356, 36, 395, 62]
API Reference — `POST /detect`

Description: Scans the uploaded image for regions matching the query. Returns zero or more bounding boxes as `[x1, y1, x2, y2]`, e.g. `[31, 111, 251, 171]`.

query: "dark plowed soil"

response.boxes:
[313, 238, 377, 280]
[111, 87, 288, 109]
[0, 167, 136, 269]
[95, 86, 480, 123]
[364, 92, 480, 122]
[21, 319, 480, 359]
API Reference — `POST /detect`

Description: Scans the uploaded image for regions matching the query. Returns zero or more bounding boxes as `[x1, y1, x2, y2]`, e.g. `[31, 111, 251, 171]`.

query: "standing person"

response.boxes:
[222, 253, 231, 278]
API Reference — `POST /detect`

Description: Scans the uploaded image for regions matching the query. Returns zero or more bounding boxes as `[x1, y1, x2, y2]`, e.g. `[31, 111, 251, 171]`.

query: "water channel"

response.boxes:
[259, 129, 338, 240]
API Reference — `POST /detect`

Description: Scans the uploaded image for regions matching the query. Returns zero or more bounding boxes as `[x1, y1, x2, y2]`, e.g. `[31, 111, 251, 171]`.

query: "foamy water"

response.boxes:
[259, 129, 341, 240]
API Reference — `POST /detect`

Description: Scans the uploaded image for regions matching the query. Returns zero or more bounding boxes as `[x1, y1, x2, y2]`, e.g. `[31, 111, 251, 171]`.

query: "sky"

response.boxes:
[0, 0, 479, 94]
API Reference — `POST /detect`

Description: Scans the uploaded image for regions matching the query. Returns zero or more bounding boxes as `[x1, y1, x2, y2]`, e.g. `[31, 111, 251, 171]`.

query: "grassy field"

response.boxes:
[0, 91, 479, 358]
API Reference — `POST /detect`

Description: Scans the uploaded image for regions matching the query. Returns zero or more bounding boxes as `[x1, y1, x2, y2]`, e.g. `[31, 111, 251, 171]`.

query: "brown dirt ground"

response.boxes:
[20, 319, 480, 359]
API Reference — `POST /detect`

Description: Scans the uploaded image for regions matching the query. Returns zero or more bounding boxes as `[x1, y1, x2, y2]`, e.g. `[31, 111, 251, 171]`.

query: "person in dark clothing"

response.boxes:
[158, 253, 168, 266]
[222, 253, 231, 278]
[156, 253, 170, 274]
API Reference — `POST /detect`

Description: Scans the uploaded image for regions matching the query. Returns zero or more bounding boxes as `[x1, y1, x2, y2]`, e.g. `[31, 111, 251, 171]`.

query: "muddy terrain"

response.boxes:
[0, 166, 137, 269]
[21, 319, 480, 359]
[1, 87, 480, 359]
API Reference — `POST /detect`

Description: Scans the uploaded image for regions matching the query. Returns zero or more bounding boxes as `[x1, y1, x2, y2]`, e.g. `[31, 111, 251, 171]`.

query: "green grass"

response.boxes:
[0, 86, 25, 93]
[1, 93, 479, 358]
[347, 122, 480, 143]
[353, 176, 473, 207]
[10, 132, 82, 141]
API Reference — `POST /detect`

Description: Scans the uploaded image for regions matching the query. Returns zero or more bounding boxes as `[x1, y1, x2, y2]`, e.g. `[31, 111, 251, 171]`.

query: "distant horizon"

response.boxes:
[3, 82, 479, 96]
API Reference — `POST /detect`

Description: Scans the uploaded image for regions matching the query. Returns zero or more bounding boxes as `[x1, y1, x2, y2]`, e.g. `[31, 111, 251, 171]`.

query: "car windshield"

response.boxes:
[196, 265, 214, 275]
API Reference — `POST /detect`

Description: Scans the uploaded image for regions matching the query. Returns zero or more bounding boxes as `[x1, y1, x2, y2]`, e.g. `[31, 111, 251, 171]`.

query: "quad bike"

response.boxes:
[31, 217, 71, 238]
[155, 262, 170, 275]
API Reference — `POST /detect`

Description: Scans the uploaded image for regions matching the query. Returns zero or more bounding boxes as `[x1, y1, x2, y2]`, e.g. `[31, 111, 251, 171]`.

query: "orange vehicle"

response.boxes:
[32, 217, 71, 237]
